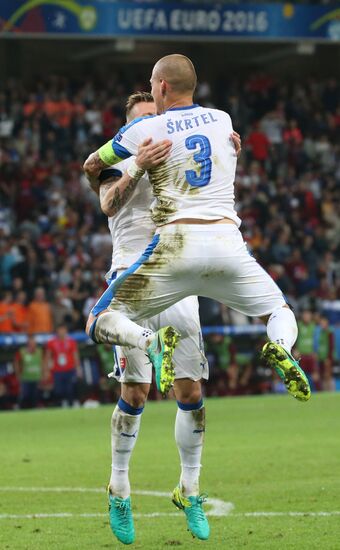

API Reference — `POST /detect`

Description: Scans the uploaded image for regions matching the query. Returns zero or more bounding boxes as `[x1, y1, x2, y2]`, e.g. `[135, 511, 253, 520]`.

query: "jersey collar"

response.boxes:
[166, 104, 200, 112]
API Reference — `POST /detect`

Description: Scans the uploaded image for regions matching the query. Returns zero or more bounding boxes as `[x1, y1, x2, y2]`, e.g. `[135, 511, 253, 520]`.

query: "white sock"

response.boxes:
[266, 307, 298, 354]
[175, 404, 205, 497]
[94, 311, 154, 350]
[109, 403, 142, 499]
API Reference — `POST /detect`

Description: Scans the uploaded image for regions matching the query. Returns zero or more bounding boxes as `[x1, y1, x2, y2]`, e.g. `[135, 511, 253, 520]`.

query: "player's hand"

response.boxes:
[230, 131, 242, 157]
[136, 137, 172, 170]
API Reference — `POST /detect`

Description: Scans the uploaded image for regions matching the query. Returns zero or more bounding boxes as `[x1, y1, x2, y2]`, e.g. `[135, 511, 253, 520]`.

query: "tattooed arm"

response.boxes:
[99, 137, 172, 217]
[84, 136, 171, 197]
[230, 131, 242, 158]
[83, 151, 109, 194]
[99, 173, 139, 217]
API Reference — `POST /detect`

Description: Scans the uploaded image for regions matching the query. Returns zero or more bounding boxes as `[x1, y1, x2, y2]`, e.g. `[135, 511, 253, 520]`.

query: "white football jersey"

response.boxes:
[110, 104, 240, 227]
[106, 158, 155, 277]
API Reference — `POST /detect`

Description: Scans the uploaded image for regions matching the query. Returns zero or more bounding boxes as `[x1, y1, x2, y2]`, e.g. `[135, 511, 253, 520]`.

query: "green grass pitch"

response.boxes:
[1, 393, 340, 549]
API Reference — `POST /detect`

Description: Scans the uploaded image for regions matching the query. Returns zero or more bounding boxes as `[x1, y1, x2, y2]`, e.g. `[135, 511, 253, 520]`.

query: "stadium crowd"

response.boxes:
[0, 71, 339, 408]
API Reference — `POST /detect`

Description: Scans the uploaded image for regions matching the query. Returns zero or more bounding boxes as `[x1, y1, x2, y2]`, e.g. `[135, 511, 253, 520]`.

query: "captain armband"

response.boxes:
[127, 160, 145, 181]
[98, 141, 118, 166]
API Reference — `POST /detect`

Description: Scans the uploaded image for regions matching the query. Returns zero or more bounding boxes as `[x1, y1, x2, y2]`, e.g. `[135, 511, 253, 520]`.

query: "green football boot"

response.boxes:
[146, 326, 180, 395]
[262, 342, 311, 402]
[108, 492, 135, 545]
[172, 486, 210, 540]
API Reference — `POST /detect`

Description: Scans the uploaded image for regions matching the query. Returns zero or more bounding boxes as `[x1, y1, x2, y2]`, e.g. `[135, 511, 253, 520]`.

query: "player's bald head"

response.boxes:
[152, 54, 197, 94]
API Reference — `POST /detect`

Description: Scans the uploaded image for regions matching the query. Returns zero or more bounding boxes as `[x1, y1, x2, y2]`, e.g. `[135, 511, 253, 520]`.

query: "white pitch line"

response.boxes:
[238, 511, 340, 517]
[0, 488, 338, 520]
[1, 511, 340, 520]
[0, 487, 103, 493]
[0, 487, 233, 518]
[0, 513, 178, 519]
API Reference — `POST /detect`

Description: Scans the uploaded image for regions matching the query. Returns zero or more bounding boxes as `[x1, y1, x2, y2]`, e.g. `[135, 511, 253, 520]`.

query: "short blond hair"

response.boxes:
[125, 91, 154, 117]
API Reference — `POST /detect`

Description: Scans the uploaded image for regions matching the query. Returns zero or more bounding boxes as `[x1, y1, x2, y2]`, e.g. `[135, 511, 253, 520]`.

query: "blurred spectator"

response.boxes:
[315, 316, 335, 392]
[27, 287, 54, 334]
[97, 343, 115, 378]
[0, 361, 19, 411]
[0, 291, 15, 333]
[204, 333, 234, 395]
[12, 290, 29, 333]
[295, 311, 320, 391]
[14, 335, 43, 409]
[245, 121, 271, 163]
[44, 324, 81, 407]
[283, 119, 303, 146]
[51, 288, 75, 330]
[0, 240, 21, 289]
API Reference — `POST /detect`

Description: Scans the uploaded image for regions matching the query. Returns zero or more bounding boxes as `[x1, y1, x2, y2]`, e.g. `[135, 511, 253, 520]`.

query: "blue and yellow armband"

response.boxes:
[98, 140, 132, 166]
[98, 141, 117, 166]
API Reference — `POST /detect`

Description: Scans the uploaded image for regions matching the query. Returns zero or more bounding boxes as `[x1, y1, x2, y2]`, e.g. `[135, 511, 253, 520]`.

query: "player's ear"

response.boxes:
[160, 80, 167, 97]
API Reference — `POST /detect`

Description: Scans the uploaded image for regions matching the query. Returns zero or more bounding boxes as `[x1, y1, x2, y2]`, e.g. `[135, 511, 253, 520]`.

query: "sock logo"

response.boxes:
[120, 430, 138, 438]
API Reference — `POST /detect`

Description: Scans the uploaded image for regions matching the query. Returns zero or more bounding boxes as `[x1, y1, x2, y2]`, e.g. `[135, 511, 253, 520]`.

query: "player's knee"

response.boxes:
[122, 383, 150, 409]
[174, 379, 202, 404]
[261, 303, 292, 324]
[86, 310, 107, 337]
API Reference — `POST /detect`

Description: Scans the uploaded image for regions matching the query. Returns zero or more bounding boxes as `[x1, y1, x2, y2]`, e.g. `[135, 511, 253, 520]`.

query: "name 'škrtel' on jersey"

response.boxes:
[110, 104, 240, 227]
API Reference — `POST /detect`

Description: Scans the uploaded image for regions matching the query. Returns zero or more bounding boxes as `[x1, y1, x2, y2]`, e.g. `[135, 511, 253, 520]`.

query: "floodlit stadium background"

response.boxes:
[0, 1, 339, 408]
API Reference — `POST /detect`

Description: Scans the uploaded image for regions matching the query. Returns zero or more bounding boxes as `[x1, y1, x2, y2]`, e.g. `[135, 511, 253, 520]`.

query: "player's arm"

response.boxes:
[83, 134, 133, 193]
[231, 131, 242, 157]
[83, 119, 140, 192]
[83, 118, 171, 192]
[99, 137, 171, 217]
[83, 150, 110, 192]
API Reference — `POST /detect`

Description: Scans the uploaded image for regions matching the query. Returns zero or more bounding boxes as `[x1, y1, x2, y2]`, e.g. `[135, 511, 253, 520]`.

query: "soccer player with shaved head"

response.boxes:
[87, 90, 241, 544]
[84, 54, 310, 540]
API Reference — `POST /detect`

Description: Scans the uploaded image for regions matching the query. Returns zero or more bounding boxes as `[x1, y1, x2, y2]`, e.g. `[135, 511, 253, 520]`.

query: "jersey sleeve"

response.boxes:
[112, 122, 140, 158]
[98, 116, 155, 166]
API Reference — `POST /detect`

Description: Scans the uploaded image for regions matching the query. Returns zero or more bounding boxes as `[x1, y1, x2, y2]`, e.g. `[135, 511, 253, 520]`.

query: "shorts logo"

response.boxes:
[120, 357, 127, 371]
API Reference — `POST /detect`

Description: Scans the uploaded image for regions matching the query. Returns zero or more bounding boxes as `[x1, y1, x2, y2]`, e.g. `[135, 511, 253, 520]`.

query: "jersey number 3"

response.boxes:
[185, 135, 212, 187]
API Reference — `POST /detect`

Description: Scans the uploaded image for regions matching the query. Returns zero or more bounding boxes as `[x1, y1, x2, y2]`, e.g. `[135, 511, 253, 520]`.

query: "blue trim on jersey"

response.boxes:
[118, 397, 144, 416]
[91, 272, 117, 317]
[113, 114, 156, 144]
[119, 114, 157, 135]
[177, 398, 203, 411]
[111, 141, 131, 160]
[91, 235, 159, 317]
[111, 114, 156, 159]
[99, 168, 123, 182]
[113, 345, 121, 378]
[109, 234, 160, 297]
[167, 104, 200, 112]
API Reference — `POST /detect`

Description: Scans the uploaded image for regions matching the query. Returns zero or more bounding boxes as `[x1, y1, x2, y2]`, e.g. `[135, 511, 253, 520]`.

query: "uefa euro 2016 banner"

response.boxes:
[1, 1, 340, 41]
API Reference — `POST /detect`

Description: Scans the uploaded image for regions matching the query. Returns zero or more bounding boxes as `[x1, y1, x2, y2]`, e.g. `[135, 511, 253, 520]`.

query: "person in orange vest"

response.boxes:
[27, 287, 54, 334]
[12, 290, 29, 333]
[0, 290, 15, 333]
